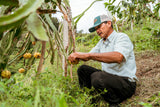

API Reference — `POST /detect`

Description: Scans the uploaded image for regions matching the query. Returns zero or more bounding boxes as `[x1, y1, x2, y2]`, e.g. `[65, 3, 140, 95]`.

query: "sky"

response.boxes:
[69, 0, 110, 33]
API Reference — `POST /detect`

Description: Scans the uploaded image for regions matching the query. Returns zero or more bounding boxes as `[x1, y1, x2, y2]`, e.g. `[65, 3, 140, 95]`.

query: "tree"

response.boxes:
[104, 0, 158, 32]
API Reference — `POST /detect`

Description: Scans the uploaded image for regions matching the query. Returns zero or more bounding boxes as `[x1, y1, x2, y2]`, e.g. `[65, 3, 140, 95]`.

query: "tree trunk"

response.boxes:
[62, 17, 69, 77]
[58, 3, 76, 79]
[131, 19, 133, 32]
[36, 41, 46, 76]
[66, 6, 75, 81]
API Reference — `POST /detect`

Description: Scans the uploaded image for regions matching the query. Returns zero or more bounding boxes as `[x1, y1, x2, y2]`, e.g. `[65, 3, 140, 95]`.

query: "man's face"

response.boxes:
[95, 22, 111, 40]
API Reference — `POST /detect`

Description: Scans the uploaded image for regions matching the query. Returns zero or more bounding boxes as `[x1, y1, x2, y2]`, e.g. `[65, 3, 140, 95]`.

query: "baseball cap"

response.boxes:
[89, 14, 112, 32]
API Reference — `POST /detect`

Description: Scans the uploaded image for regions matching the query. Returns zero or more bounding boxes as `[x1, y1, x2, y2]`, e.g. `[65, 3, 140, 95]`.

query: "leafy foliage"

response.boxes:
[153, 2, 160, 17]
[0, 0, 19, 7]
[104, 0, 159, 31]
[76, 32, 100, 46]
[0, 0, 44, 33]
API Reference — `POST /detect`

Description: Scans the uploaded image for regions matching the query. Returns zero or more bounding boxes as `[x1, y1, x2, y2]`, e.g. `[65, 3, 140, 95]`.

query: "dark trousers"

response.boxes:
[77, 65, 136, 104]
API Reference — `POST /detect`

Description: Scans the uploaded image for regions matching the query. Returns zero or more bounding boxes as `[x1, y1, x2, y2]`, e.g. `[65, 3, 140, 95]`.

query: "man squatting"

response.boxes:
[68, 14, 138, 107]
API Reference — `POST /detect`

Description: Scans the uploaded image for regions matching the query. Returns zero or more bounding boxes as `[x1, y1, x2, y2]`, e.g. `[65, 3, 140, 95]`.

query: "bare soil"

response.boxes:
[122, 51, 160, 107]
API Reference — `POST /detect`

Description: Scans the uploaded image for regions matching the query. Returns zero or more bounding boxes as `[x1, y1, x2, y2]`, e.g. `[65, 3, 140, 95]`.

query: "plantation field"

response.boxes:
[0, 0, 160, 106]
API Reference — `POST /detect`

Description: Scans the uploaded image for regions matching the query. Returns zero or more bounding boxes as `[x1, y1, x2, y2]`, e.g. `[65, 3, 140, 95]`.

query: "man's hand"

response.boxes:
[68, 59, 79, 65]
[68, 52, 90, 63]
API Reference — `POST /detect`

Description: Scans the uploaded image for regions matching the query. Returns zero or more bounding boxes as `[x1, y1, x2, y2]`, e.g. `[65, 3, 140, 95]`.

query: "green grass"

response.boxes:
[123, 19, 160, 51]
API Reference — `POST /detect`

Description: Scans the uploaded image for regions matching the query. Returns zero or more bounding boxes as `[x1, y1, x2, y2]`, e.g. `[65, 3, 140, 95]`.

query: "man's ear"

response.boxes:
[107, 21, 112, 27]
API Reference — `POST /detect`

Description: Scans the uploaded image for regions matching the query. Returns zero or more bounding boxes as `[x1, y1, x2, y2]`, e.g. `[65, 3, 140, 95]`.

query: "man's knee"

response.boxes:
[78, 64, 88, 70]
[77, 65, 88, 73]
[91, 72, 104, 89]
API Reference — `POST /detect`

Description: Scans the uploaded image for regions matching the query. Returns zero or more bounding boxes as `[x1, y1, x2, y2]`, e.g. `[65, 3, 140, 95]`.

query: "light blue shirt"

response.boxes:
[90, 30, 137, 81]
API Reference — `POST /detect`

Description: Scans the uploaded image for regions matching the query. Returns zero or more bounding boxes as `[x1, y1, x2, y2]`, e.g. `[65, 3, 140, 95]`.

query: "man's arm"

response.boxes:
[68, 52, 124, 64]
[89, 52, 124, 64]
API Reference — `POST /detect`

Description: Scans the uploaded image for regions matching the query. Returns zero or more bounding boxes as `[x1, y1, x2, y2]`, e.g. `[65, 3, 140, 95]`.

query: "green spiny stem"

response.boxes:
[8, 34, 31, 65]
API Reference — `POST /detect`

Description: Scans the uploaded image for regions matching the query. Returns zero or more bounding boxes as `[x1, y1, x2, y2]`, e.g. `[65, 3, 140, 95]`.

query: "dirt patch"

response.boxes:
[123, 51, 160, 106]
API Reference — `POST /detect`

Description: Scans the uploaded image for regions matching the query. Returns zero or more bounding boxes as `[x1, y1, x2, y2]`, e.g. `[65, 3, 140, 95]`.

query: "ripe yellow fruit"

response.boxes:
[32, 41, 36, 45]
[34, 52, 41, 58]
[23, 53, 32, 59]
[1, 70, 11, 79]
[18, 68, 25, 73]
[68, 59, 79, 65]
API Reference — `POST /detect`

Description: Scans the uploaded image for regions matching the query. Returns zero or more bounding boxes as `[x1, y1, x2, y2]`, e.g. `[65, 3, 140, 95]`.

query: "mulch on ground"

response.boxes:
[122, 51, 160, 107]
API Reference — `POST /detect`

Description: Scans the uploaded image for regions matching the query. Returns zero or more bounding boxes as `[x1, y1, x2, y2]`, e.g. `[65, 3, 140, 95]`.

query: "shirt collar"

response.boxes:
[103, 30, 116, 44]
[107, 30, 116, 42]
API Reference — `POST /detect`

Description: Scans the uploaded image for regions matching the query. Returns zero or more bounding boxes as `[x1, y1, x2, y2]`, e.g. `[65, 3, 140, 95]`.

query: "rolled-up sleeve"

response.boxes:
[114, 34, 133, 61]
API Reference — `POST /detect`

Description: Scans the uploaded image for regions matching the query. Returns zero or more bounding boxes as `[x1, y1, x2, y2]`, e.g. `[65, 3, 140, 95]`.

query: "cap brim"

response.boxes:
[89, 23, 101, 32]
[89, 27, 96, 32]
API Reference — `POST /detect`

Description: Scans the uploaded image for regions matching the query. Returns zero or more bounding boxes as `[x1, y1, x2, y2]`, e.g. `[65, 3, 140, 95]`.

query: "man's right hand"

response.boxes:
[68, 52, 90, 63]
[68, 59, 79, 65]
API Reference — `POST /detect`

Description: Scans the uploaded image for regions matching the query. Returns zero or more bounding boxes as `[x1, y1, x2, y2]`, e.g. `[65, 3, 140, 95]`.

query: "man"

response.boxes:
[68, 14, 137, 106]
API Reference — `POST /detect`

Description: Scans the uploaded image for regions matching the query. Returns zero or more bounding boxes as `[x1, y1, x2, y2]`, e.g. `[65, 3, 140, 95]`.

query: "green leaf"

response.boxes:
[142, 27, 152, 31]
[104, 2, 113, 8]
[26, 12, 49, 41]
[0, 0, 44, 32]
[57, 93, 68, 107]
[139, 102, 152, 107]
[108, 5, 115, 11]
[34, 86, 40, 107]
[0, 0, 19, 7]
[3, 30, 14, 55]
[122, 1, 129, 8]
[111, 0, 116, 4]
[158, 91, 160, 96]
[63, 0, 69, 6]
[0, 82, 7, 93]
[44, 14, 67, 57]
